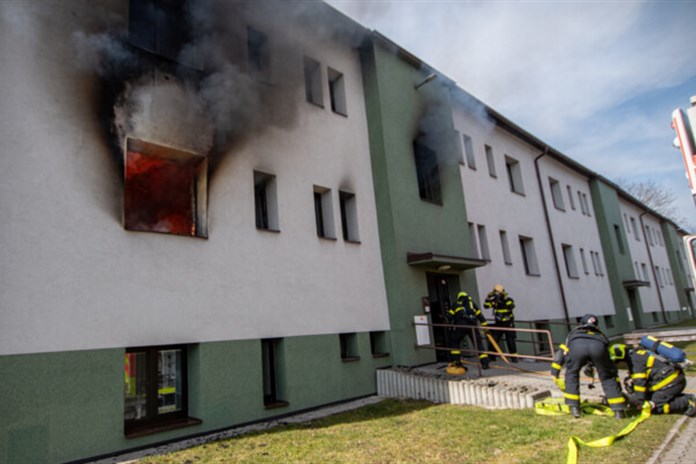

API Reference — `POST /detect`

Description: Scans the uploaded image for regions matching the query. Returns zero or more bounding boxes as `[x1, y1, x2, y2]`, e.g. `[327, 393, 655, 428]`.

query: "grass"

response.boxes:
[139, 399, 678, 464]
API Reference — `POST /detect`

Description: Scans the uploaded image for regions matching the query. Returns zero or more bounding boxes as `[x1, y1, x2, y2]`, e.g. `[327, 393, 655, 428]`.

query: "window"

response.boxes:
[657, 230, 664, 246]
[340, 333, 360, 361]
[304, 56, 323, 107]
[129, 0, 188, 62]
[604, 315, 615, 329]
[655, 266, 664, 287]
[567, 186, 576, 210]
[581, 193, 591, 216]
[468, 222, 478, 259]
[646, 225, 654, 246]
[505, 156, 524, 195]
[623, 214, 631, 234]
[125, 345, 199, 436]
[562, 244, 579, 278]
[590, 251, 600, 276]
[519, 236, 540, 276]
[124, 138, 208, 238]
[477, 224, 491, 261]
[247, 26, 269, 75]
[254, 171, 279, 231]
[462, 134, 476, 169]
[262, 338, 287, 408]
[652, 312, 659, 323]
[596, 251, 604, 276]
[630, 217, 640, 241]
[634, 261, 641, 279]
[578, 191, 587, 215]
[339, 191, 359, 242]
[667, 268, 674, 285]
[614, 225, 625, 255]
[370, 331, 389, 357]
[413, 137, 442, 204]
[580, 248, 590, 275]
[549, 178, 565, 211]
[328, 67, 347, 116]
[485, 145, 496, 177]
[500, 230, 512, 265]
[314, 186, 335, 239]
[641, 263, 650, 282]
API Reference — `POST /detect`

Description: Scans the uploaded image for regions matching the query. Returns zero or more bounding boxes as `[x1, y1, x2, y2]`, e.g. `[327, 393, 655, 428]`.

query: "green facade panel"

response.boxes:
[0, 334, 391, 463]
[361, 41, 477, 367]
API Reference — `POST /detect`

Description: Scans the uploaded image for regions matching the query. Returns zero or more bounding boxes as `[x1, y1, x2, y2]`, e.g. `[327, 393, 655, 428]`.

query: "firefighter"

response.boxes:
[446, 291, 490, 371]
[609, 343, 696, 417]
[484, 284, 517, 362]
[550, 314, 626, 418]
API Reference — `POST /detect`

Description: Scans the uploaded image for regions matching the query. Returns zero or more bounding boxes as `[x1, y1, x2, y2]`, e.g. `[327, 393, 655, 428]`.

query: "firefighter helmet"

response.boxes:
[580, 314, 599, 328]
[494, 284, 504, 293]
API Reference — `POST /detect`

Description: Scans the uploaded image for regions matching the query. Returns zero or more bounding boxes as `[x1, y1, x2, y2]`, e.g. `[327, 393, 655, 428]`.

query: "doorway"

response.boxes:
[426, 273, 460, 362]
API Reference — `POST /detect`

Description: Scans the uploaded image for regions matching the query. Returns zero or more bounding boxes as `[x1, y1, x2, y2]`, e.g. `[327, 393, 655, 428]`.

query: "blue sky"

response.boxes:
[327, 0, 696, 231]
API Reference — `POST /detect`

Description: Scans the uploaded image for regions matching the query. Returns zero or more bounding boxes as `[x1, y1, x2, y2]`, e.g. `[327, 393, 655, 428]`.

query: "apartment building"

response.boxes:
[0, 2, 391, 462]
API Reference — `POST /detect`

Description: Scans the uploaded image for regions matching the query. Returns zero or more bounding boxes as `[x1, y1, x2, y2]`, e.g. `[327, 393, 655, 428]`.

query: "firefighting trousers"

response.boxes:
[489, 320, 517, 358]
[449, 325, 489, 364]
[564, 339, 626, 412]
[651, 372, 690, 414]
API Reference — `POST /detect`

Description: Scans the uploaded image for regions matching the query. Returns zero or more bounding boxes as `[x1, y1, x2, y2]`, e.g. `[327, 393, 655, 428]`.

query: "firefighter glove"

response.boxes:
[554, 377, 566, 391]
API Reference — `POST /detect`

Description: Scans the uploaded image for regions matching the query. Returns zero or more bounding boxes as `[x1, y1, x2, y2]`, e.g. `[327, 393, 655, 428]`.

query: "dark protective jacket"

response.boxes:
[625, 349, 684, 403]
[484, 291, 515, 323]
[448, 292, 488, 327]
[550, 325, 611, 378]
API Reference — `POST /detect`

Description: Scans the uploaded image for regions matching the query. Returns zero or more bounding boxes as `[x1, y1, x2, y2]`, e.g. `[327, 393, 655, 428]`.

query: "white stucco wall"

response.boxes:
[536, 158, 615, 318]
[0, 2, 390, 355]
[620, 201, 681, 316]
[452, 104, 565, 322]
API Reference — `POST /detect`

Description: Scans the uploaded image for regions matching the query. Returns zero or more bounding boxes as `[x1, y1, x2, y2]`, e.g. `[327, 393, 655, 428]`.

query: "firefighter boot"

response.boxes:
[480, 356, 490, 370]
[685, 395, 696, 418]
[570, 406, 580, 418]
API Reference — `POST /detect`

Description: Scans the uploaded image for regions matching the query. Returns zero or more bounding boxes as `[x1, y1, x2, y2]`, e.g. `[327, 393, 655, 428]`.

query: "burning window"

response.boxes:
[413, 137, 441, 204]
[124, 138, 208, 238]
[247, 26, 270, 75]
[328, 67, 347, 116]
[304, 56, 323, 107]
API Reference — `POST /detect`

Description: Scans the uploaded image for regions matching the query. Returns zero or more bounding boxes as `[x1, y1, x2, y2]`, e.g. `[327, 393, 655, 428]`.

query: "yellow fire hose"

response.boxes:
[535, 397, 652, 464]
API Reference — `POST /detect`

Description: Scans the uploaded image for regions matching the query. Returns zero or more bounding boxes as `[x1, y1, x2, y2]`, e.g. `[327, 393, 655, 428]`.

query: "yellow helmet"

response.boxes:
[494, 284, 504, 293]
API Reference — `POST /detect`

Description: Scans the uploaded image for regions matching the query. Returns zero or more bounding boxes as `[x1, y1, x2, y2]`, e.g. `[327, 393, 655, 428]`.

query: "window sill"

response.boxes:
[264, 400, 290, 410]
[318, 235, 337, 241]
[257, 227, 281, 234]
[372, 352, 390, 358]
[125, 417, 202, 439]
[341, 356, 361, 363]
[332, 110, 348, 117]
[345, 239, 361, 245]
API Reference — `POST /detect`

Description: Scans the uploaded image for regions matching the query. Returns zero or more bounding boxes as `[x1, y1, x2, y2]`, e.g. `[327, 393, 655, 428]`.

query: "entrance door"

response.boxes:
[627, 289, 643, 329]
[426, 273, 460, 362]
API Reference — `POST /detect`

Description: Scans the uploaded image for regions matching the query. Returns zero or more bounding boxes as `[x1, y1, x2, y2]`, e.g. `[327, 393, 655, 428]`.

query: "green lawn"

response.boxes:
[140, 399, 677, 464]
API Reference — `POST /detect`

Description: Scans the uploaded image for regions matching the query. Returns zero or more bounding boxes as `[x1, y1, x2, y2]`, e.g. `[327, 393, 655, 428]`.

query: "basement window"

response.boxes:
[340, 333, 360, 362]
[254, 171, 279, 232]
[262, 338, 288, 408]
[124, 138, 208, 238]
[304, 56, 323, 107]
[339, 191, 359, 243]
[124, 345, 201, 438]
[370, 331, 389, 357]
[328, 67, 347, 116]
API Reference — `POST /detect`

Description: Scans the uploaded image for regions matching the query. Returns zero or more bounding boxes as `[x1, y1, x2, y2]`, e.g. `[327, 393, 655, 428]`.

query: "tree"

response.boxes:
[617, 178, 695, 233]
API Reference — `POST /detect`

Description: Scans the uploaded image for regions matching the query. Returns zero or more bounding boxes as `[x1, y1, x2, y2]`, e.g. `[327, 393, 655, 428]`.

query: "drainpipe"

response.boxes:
[639, 212, 667, 323]
[534, 149, 572, 331]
